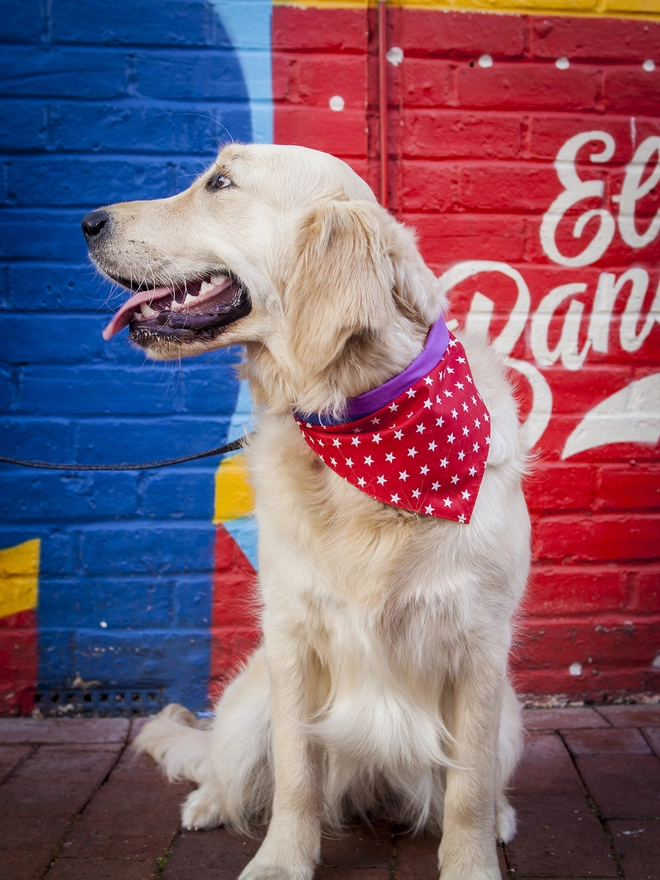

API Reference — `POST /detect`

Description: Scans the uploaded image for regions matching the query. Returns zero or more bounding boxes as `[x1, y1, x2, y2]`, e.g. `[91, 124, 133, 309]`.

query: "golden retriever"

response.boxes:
[83, 143, 530, 880]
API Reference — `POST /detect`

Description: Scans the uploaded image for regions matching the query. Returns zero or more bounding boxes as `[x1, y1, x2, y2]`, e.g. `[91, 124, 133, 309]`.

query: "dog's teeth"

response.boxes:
[183, 293, 197, 305]
[140, 302, 157, 318]
[210, 274, 227, 285]
[198, 282, 214, 296]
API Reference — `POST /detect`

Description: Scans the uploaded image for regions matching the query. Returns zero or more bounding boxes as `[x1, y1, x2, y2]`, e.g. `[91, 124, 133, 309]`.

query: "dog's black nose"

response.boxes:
[81, 209, 110, 241]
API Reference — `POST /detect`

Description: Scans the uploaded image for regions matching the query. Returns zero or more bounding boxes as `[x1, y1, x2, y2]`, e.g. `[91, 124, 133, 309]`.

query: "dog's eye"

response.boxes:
[207, 173, 232, 191]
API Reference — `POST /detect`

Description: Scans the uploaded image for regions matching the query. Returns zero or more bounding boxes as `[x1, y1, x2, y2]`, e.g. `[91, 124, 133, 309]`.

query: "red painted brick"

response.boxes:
[524, 564, 630, 615]
[514, 665, 660, 699]
[596, 704, 660, 727]
[402, 110, 523, 159]
[594, 465, 660, 511]
[406, 212, 527, 265]
[610, 819, 660, 880]
[274, 106, 367, 157]
[604, 67, 660, 117]
[400, 9, 525, 58]
[533, 514, 660, 562]
[272, 6, 366, 53]
[524, 464, 594, 512]
[522, 706, 610, 730]
[459, 162, 561, 212]
[457, 62, 600, 112]
[506, 794, 617, 877]
[576, 753, 660, 818]
[530, 15, 660, 63]
[396, 160, 455, 213]
[514, 616, 660, 669]
[563, 727, 653, 755]
[529, 114, 636, 161]
[273, 53, 366, 108]
[636, 568, 660, 613]
[399, 58, 453, 107]
[512, 732, 585, 795]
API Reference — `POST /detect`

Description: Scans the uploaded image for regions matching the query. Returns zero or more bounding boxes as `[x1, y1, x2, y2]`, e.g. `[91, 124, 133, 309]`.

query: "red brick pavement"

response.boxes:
[1, 705, 659, 880]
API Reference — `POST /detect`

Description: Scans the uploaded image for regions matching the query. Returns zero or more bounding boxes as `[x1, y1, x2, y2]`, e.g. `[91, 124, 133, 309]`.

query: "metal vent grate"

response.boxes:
[34, 687, 166, 717]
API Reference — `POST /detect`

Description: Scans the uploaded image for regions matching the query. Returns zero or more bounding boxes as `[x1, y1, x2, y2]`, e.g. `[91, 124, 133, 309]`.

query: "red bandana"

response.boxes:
[294, 335, 490, 523]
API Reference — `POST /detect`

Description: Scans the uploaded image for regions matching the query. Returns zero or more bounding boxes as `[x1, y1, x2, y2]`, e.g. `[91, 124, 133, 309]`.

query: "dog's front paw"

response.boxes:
[238, 861, 313, 880]
[495, 798, 517, 843]
[181, 785, 225, 831]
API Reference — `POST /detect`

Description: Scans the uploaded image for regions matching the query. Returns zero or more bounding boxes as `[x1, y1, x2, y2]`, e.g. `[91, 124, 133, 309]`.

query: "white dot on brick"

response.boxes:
[386, 46, 404, 66]
[569, 662, 582, 676]
[329, 95, 345, 112]
[478, 54, 493, 68]
[643, 59, 656, 72]
[653, 654, 660, 669]
[556, 57, 570, 70]
[100, 620, 108, 628]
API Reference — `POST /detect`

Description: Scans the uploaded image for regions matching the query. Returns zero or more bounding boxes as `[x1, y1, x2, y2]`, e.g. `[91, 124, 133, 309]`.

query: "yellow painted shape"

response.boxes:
[214, 453, 255, 523]
[273, 0, 660, 18]
[0, 539, 40, 619]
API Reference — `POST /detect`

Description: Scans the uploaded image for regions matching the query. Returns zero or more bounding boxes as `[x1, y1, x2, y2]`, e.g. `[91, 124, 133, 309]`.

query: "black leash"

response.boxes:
[0, 435, 248, 471]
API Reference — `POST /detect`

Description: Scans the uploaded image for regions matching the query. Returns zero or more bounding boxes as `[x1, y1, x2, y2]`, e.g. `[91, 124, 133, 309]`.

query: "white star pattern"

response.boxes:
[294, 333, 490, 525]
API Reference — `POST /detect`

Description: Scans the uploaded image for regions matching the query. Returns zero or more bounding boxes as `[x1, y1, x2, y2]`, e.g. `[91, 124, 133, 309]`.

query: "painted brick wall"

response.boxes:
[273, 1, 660, 702]
[1, 0, 659, 715]
[0, 0, 256, 714]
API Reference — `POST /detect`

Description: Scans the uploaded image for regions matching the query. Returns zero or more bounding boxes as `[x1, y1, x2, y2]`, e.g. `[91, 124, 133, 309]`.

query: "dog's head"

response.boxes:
[84, 144, 442, 413]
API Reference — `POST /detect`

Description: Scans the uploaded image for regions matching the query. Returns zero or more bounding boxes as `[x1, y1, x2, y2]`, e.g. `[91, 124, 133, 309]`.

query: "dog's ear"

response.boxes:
[285, 199, 396, 374]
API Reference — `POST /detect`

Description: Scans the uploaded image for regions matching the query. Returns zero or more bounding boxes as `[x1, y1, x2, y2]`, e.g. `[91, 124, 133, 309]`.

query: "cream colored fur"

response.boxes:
[92, 144, 531, 880]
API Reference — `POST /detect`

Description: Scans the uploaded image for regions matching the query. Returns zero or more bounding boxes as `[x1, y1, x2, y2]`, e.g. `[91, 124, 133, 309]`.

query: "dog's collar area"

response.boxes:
[295, 332, 490, 524]
[296, 316, 449, 427]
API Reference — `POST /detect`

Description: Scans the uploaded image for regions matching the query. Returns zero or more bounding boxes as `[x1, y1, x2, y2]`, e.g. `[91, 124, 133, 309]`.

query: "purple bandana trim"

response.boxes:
[298, 316, 449, 427]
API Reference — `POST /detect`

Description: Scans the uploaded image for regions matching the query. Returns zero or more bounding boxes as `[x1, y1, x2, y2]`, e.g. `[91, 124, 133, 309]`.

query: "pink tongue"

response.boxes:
[102, 287, 173, 340]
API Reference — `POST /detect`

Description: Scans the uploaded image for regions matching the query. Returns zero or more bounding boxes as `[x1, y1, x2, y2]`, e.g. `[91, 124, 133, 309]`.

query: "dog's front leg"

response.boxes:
[239, 635, 322, 880]
[438, 669, 506, 880]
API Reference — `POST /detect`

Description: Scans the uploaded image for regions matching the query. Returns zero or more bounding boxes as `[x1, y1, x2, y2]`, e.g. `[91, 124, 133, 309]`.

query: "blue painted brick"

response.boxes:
[0, 314, 109, 363]
[0, 366, 12, 409]
[51, 0, 225, 48]
[0, 416, 77, 461]
[19, 360, 240, 414]
[4, 157, 187, 207]
[0, 210, 90, 261]
[73, 627, 210, 685]
[134, 49, 250, 101]
[46, 101, 247, 155]
[0, 527, 74, 576]
[37, 628, 76, 685]
[0, 102, 49, 153]
[0, 0, 43, 42]
[0, 471, 140, 522]
[0, 47, 130, 99]
[141, 469, 216, 520]
[74, 416, 233, 463]
[76, 522, 216, 575]
[39, 575, 175, 629]
[172, 573, 214, 627]
[5, 263, 102, 312]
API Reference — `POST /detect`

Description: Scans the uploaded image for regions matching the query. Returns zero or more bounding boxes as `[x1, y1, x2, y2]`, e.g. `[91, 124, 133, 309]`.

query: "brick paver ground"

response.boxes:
[1, 705, 659, 880]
